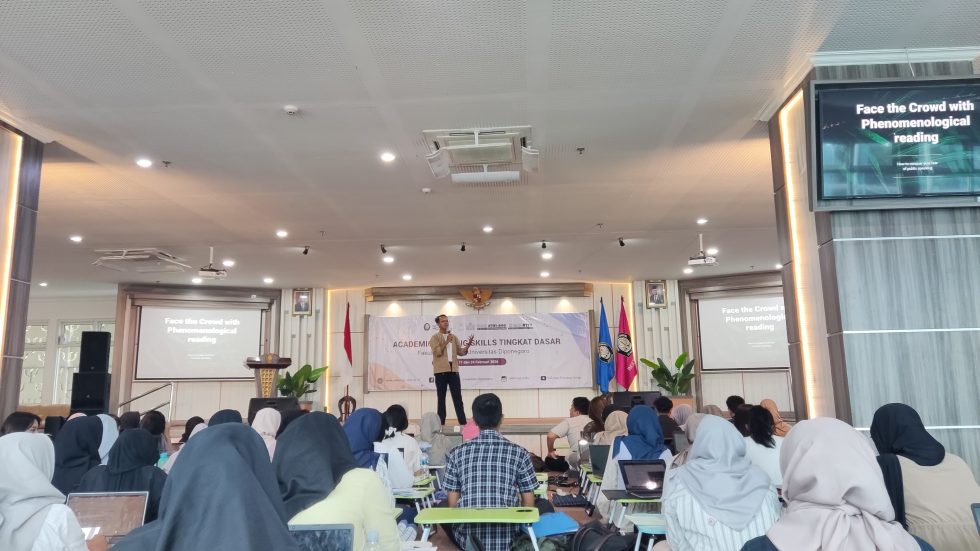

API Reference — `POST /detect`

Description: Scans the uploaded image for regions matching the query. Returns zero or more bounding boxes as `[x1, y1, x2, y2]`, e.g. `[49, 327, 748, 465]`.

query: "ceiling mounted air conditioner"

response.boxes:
[422, 126, 537, 181]
[93, 248, 191, 273]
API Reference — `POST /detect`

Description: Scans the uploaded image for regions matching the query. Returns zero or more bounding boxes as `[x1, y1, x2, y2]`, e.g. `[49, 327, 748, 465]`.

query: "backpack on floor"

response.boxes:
[510, 532, 573, 551]
[570, 520, 636, 551]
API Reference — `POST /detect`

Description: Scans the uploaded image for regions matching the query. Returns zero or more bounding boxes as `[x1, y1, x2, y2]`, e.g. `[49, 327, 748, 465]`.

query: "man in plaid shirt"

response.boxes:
[443, 393, 539, 550]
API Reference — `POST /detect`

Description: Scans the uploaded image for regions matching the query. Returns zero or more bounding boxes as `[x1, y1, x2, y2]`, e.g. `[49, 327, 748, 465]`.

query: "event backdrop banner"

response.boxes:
[367, 313, 593, 391]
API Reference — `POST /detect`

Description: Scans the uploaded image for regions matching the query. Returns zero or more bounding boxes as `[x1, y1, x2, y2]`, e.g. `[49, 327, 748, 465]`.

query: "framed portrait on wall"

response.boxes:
[645, 280, 667, 309]
[292, 289, 312, 315]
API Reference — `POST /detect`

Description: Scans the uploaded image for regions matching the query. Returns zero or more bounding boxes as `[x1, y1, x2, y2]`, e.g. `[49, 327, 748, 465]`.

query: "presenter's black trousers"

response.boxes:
[435, 371, 466, 426]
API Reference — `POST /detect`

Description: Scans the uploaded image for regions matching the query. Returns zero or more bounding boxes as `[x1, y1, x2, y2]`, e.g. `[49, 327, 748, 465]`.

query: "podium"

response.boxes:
[245, 354, 292, 398]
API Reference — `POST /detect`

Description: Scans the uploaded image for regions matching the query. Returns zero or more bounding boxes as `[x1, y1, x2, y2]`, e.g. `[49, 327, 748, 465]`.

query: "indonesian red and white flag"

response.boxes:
[614, 296, 637, 389]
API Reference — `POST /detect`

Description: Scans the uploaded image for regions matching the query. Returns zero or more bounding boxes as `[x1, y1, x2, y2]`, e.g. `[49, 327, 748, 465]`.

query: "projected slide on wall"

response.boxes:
[135, 306, 262, 380]
[814, 79, 980, 200]
[698, 295, 789, 371]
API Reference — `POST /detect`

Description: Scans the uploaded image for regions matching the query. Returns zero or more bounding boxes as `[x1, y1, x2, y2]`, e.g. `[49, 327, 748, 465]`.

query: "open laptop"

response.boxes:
[289, 524, 355, 551]
[590, 444, 610, 475]
[673, 430, 690, 455]
[66, 491, 148, 545]
[972, 503, 979, 535]
[618, 459, 667, 499]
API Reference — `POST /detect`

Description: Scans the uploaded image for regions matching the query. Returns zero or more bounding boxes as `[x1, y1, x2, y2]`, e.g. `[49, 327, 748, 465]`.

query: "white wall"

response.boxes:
[631, 280, 683, 392]
[326, 283, 632, 456]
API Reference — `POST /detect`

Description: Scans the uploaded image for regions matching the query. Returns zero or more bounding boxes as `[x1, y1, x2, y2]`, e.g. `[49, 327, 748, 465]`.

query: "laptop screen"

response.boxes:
[619, 460, 667, 492]
[66, 492, 148, 539]
[289, 524, 355, 551]
[590, 444, 610, 474]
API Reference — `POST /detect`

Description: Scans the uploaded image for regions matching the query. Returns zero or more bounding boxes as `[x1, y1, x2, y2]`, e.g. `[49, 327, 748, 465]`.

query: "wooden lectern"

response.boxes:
[245, 354, 292, 398]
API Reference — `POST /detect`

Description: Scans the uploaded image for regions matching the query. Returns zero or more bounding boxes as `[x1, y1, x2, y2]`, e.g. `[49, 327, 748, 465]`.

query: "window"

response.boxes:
[54, 321, 115, 404]
[19, 324, 48, 405]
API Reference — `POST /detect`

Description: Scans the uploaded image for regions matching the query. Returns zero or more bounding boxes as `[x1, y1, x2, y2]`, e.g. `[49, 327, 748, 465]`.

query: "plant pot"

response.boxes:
[666, 395, 695, 410]
[299, 400, 314, 411]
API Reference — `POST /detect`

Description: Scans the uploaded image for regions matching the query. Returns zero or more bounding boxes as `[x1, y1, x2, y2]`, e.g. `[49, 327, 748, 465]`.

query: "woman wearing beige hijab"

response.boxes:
[670, 413, 705, 468]
[702, 404, 725, 418]
[592, 409, 628, 445]
[740, 417, 934, 551]
[759, 399, 791, 437]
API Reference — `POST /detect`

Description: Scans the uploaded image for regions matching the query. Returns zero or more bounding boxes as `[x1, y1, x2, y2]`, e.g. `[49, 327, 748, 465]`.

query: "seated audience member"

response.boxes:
[671, 404, 693, 429]
[178, 416, 205, 444]
[276, 412, 399, 551]
[96, 414, 118, 465]
[344, 408, 413, 491]
[113, 423, 300, 551]
[597, 406, 673, 519]
[732, 404, 753, 437]
[759, 399, 791, 437]
[671, 413, 706, 468]
[871, 403, 980, 549]
[443, 393, 538, 551]
[52, 415, 103, 494]
[250, 408, 281, 460]
[592, 407, 628, 445]
[416, 412, 452, 465]
[0, 432, 108, 551]
[43, 416, 65, 440]
[208, 408, 243, 426]
[581, 396, 608, 442]
[655, 416, 779, 551]
[77, 429, 167, 522]
[546, 396, 591, 470]
[139, 411, 171, 454]
[725, 395, 745, 421]
[702, 404, 725, 417]
[741, 417, 933, 551]
[276, 409, 308, 437]
[381, 404, 422, 475]
[743, 406, 783, 487]
[118, 411, 140, 431]
[653, 396, 684, 447]
[161, 423, 205, 474]
[2, 411, 41, 435]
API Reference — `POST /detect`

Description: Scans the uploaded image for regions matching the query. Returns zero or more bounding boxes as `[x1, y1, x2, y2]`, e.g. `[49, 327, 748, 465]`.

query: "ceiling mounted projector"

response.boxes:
[688, 233, 718, 267]
[422, 126, 537, 182]
[198, 246, 229, 280]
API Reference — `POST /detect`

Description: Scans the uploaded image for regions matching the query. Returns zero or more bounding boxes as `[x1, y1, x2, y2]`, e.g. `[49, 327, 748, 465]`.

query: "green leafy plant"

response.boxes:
[640, 352, 695, 396]
[276, 364, 328, 400]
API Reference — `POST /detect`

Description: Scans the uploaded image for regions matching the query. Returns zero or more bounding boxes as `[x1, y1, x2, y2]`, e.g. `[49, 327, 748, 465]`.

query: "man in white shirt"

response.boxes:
[546, 397, 592, 471]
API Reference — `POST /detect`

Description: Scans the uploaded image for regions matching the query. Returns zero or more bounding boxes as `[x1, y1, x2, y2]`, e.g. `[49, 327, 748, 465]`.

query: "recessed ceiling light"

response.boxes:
[135, 158, 153, 168]
[775, 263, 784, 270]
[483, 225, 493, 233]
[706, 247, 719, 256]
[541, 252, 553, 260]
[275, 229, 288, 238]
[191, 277, 203, 284]
[402, 274, 412, 281]
[222, 259, 235, 267]
[69, 235, 83, 243]
[540, 271, 550, 278]
[263, 277, 274, 284]
[380, 151, 396, 163]
[696, 218, 708, 225]
[38, 282, 48, 287]
[382, 255, 394, 264]
[683, 267, 694, 274]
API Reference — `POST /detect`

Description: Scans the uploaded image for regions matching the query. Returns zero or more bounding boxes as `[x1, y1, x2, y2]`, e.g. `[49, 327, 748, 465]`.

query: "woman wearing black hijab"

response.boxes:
[179, 416, 205, 444]
[209, 408, 243, 426]
[871, 403, 980, 549]
[118, 411, 141, 431]
[113, 423, 299, 551]
[51, 415, 103, 494]
[76, 429, 168, 521]
[275, 412, 399, 550]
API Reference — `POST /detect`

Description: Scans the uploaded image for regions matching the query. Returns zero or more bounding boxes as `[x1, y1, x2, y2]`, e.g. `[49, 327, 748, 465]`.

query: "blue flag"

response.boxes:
[596, 298, 615, 393]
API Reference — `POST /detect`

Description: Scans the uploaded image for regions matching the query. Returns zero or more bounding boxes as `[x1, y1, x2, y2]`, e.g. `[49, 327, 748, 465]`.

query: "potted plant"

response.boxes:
[275, 364, 328, 411]
[640, 352, 696, 408]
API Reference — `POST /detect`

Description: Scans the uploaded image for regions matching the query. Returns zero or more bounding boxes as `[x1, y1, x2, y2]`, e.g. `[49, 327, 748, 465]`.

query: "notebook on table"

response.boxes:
[66, 491, 149, 545]
[589, 444, 610, 475]
[289, 524, 355, 551]
[618, 459, 667, 499]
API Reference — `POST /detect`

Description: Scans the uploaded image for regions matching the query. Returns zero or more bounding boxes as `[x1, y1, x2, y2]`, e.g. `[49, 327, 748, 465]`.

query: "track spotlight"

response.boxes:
[541, 241, 547, 249]
[618, 237, 626, 247]
[380, 244, 387, 254]
[302, 246, 310, 255]
[460, 243, 466, 252]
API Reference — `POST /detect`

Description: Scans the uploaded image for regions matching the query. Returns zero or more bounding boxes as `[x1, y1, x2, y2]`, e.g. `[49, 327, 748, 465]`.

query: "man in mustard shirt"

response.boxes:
[429, 314, 474, 426]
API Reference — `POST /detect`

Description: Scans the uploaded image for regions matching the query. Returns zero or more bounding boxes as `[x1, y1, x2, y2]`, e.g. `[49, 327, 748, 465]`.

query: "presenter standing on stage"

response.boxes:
[430, 314, 474, 426]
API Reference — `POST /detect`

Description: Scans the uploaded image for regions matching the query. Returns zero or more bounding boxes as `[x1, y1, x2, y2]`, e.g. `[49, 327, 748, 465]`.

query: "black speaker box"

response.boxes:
[247, 397, 300, 425]
[609, 390, 662, 410]
[79, 331, 111, 372]
[70, 372, 111, 415]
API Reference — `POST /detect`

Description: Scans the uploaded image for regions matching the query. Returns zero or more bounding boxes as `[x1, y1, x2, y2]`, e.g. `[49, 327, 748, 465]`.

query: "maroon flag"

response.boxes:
[343, 302, 353, 366]
[615, 296, 637, 389]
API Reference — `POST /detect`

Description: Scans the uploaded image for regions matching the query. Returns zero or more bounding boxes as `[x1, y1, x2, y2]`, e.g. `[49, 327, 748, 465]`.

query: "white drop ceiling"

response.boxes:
[1, 0, 978, 296]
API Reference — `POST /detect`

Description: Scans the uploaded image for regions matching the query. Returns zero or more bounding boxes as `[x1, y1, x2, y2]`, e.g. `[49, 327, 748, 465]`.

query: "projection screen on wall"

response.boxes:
[697, 295, 790, 370]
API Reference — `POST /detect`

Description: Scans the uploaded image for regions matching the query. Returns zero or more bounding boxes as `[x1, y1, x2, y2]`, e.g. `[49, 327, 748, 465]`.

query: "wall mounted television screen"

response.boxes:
[812, 78, 980, 206]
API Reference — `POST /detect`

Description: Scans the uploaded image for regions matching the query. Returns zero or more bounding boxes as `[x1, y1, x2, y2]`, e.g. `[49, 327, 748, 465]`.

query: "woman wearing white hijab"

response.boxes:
[653, 415, 778, 551]
[161, 423, 206, 474]
[670, 404, 693, 429]
[741, 417, 933, 551]
[0, 432, 106, 551]
[416, 412, 452, 466]
[250, 408, 281, 460]
[96, 414, 118, 465]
